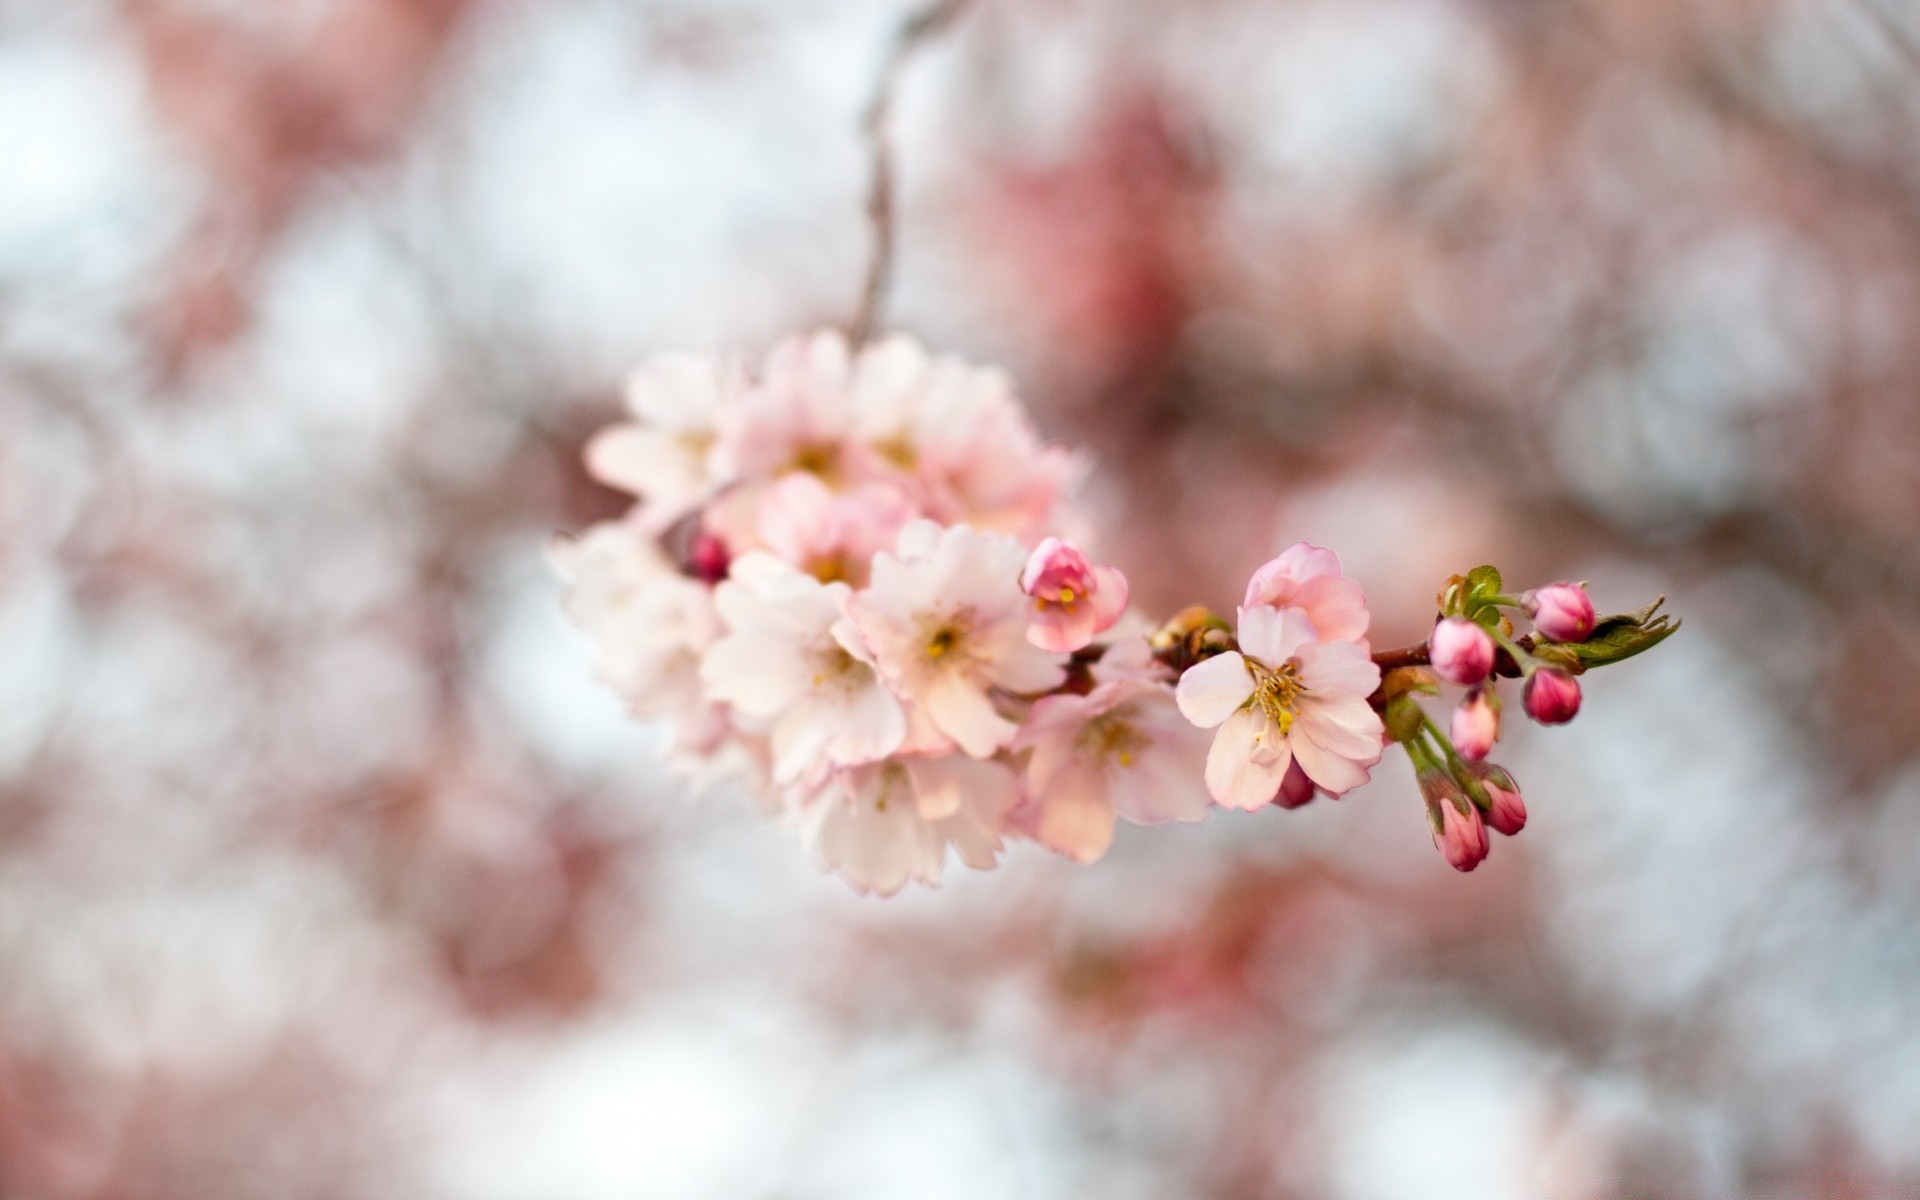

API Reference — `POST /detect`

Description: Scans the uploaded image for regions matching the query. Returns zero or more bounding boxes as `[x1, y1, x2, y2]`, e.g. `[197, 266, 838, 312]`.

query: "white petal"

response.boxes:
[825, 679, 908, 767]
[1204, 709, 1293, 811]
[699, 634, 808, 715]
[1175, 652, 1255, 727]
[923, 672, 1016, 757]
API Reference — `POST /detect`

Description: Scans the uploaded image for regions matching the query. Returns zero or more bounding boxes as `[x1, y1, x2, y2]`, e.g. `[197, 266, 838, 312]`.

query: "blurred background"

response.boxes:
[6, 0, 1920, 1195]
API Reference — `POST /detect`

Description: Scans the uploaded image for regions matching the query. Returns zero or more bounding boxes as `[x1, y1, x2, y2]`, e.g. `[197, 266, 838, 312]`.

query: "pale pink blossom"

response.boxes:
[725, 331, 858, 484]
[585, 353, 742, 528]
[1524, 581, 1597, 642]
[1430, 617, 1496, 686]
[848, 335, 1080, 539]
[1423, 768, 1490, 872]
[1020, 537, 1129, 653]
[1242, 542, 1371, 645]
[796, 756, 1022, 895]
[849, 521, 1068, 757]
[699, 553, 905, 783]
[1174, 606, 1385, 809]
[755, 472, 913, 587]
[1011, 640, 1211, 862]
[1450, 686, 1500, 761]
[1523, 667, 1582, 725]
[550, 522, 718, 718]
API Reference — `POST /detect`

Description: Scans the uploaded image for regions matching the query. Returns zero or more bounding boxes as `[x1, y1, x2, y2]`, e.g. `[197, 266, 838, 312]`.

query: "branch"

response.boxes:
[847, 0, 974, 346]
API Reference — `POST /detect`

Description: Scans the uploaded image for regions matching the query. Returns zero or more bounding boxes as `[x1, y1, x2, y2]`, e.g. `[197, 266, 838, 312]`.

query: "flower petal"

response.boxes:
[923, 672, 1017, 757]
[1205, 709, 1292, 810]
[1175, 652, 1255, 727]
[1033, 765, 1118, 863]
[1236, 604, 1318, 667]
[1290, 724, 1374, 796]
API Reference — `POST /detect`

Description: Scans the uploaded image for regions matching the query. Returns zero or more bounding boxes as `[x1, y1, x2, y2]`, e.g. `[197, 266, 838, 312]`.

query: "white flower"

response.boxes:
[1011, 639, 1212, 862]
[724, 331, 858, 484]
[550, 522, 718, 718]
[796, 756, 1023, 895]
[848, 521, 1068, 757]
[585, 354, 742, 528]
[1174, 606, 1385, 809]
[699, 553, 905, 783]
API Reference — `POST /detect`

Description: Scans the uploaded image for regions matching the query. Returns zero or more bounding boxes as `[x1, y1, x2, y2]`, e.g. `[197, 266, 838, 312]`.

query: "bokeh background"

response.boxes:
[7, 0, 1920, 1195]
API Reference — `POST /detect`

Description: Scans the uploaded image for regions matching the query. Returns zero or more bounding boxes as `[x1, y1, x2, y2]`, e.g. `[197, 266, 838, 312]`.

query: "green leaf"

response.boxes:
[1536, 596, 1681, 671]
[1464, 565, 1502, 602]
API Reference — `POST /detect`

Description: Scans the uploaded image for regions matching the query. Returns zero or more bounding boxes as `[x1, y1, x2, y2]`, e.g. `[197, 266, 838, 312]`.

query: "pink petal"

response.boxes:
[1034, 766, 1118, 863]
[1295, 639, 1382, 697]
[1026, 603, 1101, 653]
[1175, 652, 1255, 727]
[1292, 574, 1371, 643]
[1087, 565, 1130, 633]
[1235, 605, 1317, 667]
[1289, 724, 1374, 796]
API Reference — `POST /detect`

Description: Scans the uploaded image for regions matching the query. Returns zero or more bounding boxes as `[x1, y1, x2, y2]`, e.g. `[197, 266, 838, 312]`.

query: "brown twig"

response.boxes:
[847, 0, 974, 346]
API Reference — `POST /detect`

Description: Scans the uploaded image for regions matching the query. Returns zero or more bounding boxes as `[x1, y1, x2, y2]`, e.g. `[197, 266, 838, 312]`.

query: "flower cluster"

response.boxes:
[557, 331, 1678, 893]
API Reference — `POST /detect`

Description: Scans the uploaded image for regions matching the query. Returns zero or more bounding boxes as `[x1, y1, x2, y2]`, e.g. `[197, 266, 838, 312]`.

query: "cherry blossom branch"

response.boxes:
[848, 0, 975, 346]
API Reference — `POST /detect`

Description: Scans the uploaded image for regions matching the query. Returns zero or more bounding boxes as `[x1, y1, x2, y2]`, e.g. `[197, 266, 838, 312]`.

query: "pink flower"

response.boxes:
[1523, 667, 1582, 725]
[1421, 768, 1489, 872]
[1020, 537, 1129, 653]
[1242, 542, 1371, 645]
[755, 472, 914, 587]
[796, 756, 1022, 895]
[725, 331, 858, 484]
[1276, 759, 1317, 809]
[1430, 617, 1495, 687]
[699, 553, 906, 783]
[848, 340, 1081, 541]
[848, 521, 1068, 757]
[1450, 686, 1500, 761]
[1174, 606, 1385, 809]
[1010, 640, 1211, 862]
[1467, 762, 1526, 836]
[1524, 582, 1596, 642]
[585, 353, 742, 529]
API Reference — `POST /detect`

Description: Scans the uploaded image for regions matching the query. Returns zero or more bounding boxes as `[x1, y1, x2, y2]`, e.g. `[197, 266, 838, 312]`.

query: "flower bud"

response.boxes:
[1523, 667, 1581, 725]
[1450, 686, 1499, 761]
[1523, 582, 1596, 643]
[1466, 762, 1526, 836]
[1275, 759, 1316, 809]
[1021, 537, 1129, 653]
[1430, 617, 1496, 687]
[1420, 768, 1489, 872]
[687, 530, 731, 584]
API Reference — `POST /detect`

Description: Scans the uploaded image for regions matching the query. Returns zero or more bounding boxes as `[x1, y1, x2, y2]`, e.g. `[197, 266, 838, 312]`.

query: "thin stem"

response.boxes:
[848, 0, 975, 346]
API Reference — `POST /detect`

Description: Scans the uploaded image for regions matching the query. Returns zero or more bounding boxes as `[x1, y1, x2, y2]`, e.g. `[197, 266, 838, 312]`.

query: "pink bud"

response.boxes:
[1021, 537, 1129, 653]
[1275, 759, 1316, 809]
[1420, 769, 1489, 872]
[1523, 667, 1582, 725]
[1468, 762, 1526, 836]
[1430, 617, 1496, 687]
[1450, 686, 1500, 761]
[1524, 582, 1596, 643]
[687, 531, 731, 584]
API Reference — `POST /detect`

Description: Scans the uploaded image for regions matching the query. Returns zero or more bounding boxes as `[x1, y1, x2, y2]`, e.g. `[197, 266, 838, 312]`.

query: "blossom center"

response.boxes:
[790, 441, 842, 482]
[1078, 707, 1148, 769]
[1247, 659, 1306, 734]
[920, 611, 975, 665]
[810, 642, 868, 694]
